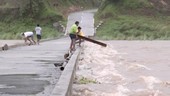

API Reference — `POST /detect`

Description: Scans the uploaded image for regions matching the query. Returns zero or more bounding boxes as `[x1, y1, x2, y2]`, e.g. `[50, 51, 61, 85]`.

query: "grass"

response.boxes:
[78, 77, 98, 84]
[0, 20, 64, 40]
[122, 0, 151, 9]
[95, 15, 170, 40]
[95, 0, 170, 40]
[0, 1, 64, 40]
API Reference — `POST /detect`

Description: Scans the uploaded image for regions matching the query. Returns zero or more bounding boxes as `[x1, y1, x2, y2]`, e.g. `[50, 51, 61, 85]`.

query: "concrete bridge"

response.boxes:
[0, 9, 96, 96]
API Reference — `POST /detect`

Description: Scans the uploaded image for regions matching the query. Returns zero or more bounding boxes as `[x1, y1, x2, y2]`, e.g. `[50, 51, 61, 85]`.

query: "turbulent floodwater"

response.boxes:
[73, 41, 170, 96]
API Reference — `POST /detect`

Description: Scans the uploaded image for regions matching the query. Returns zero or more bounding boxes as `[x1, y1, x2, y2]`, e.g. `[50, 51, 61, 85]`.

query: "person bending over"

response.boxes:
[21, 31, 36, 45]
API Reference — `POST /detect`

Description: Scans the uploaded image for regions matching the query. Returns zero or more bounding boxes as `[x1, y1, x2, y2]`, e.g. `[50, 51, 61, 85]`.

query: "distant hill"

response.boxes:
[0, 0, 102, 40]
[95, 0, 170, 40]
[0, 0, 102, 22]
[97, 0, 170, 19]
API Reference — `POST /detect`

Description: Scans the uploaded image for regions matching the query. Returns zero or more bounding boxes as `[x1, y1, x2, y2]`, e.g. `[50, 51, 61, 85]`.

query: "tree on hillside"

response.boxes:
[22, 0, 45, 18]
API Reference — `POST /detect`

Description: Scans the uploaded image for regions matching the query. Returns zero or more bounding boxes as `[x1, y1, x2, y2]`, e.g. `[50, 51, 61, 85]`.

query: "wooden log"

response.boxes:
[77, 35, 107, 47]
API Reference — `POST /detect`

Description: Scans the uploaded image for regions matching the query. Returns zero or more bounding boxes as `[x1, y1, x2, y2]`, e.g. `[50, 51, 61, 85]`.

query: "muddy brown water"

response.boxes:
[73, 41, 170, 96]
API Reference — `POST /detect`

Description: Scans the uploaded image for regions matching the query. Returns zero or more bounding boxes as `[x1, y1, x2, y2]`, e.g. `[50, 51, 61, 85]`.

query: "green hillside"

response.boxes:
[0, 0, 101, 39]
[0, 0, 101, 21]
[95, 0, 170, 40]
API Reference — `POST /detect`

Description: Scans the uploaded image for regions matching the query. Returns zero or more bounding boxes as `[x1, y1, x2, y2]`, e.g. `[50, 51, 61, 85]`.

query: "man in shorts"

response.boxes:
[35, 24, 42, 45]
[69, 21, 79, 52]
[21, 31, 36, 45]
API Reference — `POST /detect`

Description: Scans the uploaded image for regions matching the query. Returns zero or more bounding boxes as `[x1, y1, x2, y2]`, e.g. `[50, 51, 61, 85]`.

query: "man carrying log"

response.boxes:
[69, 21, 79, 52]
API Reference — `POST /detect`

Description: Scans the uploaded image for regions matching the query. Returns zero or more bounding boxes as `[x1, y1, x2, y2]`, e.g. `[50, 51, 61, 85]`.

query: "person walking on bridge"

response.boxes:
[69, 21, 79, 52]
[35, 24, 42, 45]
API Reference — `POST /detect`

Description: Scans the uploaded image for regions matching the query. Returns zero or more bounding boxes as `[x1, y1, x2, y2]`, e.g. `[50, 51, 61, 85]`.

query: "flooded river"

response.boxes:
[73, 41, 170, 96]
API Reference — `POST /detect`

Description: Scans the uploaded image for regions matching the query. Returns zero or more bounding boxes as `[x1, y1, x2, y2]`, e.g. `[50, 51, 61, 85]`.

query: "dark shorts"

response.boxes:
[27, 36, 33, 38]
[37, 35, 41, 39]
[69, 34, 76, 39]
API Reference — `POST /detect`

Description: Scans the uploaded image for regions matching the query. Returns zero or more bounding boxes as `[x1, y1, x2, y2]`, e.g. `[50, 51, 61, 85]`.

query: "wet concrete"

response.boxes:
[0, 37, 70, 96]
[0, 74, 49, 95]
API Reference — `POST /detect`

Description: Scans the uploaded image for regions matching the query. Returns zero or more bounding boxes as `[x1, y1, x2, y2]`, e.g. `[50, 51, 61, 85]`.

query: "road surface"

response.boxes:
[0, 38, 69, 96]
[65, 9, 97, 36]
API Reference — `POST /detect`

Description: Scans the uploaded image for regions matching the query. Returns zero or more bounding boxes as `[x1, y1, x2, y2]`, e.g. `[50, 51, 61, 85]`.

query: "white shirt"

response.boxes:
[35, 27, 42, 35]
[24, 32, 33, 37]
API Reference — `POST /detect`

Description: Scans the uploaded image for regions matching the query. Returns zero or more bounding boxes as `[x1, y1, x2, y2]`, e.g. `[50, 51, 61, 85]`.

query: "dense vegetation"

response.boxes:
[1, 0, 170, 40]
[95, 0, 170, 40]
[0, 0, 61, 39]
[0, 0, 101, 39]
